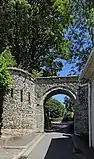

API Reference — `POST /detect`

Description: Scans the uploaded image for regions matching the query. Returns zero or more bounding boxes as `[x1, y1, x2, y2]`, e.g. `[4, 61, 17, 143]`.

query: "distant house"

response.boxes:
[80, 49, 94, 148]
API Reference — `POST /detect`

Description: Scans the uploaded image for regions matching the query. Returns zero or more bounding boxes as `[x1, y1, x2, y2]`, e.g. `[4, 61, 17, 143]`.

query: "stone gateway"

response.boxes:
[0, 67, 89, 138]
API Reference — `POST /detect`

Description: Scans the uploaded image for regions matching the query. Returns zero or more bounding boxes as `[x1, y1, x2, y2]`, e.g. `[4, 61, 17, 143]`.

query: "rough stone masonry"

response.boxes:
[1, 67, 89, 137]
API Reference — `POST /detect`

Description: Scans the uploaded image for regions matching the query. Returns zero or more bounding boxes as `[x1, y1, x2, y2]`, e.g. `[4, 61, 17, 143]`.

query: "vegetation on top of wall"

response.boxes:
[31, 69, 43, 78]
[0, 47, 16, 90]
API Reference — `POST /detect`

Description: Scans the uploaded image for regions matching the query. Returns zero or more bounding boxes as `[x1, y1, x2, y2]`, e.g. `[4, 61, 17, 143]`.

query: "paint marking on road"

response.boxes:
[25, 133, 43, 148]
[1, 146, 27, 149]
[2, 133, 42, 150]
[21, 133, 45, 157]
[12, 133, 45, 159]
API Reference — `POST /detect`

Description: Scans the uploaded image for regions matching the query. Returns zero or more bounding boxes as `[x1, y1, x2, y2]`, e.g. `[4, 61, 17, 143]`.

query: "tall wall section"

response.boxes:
[2, 68, 36, 135]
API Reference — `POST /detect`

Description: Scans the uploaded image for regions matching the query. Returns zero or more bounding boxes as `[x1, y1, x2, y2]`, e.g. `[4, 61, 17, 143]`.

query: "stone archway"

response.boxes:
[35, 76, 79, 132]
[43, 86, 77, 103]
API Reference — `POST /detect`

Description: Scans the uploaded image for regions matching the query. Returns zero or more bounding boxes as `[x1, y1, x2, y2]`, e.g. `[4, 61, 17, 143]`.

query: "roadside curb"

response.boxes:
[12, 133, 45, 159]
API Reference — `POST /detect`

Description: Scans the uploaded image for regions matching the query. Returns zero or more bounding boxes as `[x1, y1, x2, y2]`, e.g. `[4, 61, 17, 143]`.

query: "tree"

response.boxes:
[65, 0, 94, 73]
[0, 0, 73, 76]
[44, 98, 65, 118]
[1, 0, 94, 75]
[64, 96, 74, 109]
[63, 96, 74, 120]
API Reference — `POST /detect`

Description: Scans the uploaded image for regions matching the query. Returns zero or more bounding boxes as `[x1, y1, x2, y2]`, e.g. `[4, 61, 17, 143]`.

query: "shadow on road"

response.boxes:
[44, 136, 94, 159]
[44, 122, 94, 159]
[44, 122, 78, 159]
[44, 137, 80, 159]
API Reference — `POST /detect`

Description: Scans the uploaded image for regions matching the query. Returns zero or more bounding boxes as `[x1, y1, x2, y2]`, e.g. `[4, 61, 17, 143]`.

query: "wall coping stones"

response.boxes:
[7, 67, 34, 82]
[7, 67, 79, 83]
[35, 76, 79, 83]
[35, 75, 78, 79]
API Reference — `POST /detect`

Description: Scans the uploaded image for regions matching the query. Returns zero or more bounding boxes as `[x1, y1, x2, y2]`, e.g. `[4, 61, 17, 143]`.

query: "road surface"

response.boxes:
[28, 122, 84, 159]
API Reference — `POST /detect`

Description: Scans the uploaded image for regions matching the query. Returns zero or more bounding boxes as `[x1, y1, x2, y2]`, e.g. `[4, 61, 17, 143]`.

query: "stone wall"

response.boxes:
[2, 68, 36, 135]
[1, 68, 89, 137]
[74, 85, 89, 136]
[35, 76, 79, 100]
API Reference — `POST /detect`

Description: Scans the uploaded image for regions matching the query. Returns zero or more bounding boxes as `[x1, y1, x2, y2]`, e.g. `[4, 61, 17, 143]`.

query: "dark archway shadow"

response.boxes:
[45, 121, 74, 135]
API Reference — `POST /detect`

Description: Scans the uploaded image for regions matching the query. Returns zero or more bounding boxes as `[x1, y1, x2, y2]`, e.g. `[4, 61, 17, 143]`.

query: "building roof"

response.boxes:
[80, 49, 94, 79]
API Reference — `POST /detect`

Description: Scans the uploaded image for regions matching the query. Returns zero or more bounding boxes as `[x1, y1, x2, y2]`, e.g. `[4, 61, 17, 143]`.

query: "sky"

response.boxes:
[52, 60, 73, 103]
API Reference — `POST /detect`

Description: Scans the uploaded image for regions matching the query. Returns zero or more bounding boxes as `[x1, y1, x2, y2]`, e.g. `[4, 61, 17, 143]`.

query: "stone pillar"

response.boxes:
[35, 98, 44, 132]
[74, 85, 89, 136]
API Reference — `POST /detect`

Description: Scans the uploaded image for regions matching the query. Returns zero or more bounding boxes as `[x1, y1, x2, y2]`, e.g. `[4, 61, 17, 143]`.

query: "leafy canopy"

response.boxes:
[1, 0, 94, 75]
[65, 0, 94, 73]
[0, 0, 73, 76]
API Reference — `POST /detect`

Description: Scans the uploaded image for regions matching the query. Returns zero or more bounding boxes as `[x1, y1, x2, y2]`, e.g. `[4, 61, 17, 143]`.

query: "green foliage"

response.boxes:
[31, 69, 43, 78]
[1, 0, 94, 75]
[0, 0, 73, 76]
[9, 0, 30, 8]
[63, 96, 74, 119]
[64, 107, 74, 119]
[44, 98, 65, 118]
[1, 47, 16, 67]
[0, 47, 16, 89]
[65, 0, 94, 73]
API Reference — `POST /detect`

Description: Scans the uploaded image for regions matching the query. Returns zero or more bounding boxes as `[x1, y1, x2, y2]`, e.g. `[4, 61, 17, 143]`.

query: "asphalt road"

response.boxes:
[28, 122, 84, 159]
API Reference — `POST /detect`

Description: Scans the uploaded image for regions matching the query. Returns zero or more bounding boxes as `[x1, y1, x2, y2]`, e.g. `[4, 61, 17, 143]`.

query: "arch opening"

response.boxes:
[42, 87, 76, 133]
[43, 88, 76, 105]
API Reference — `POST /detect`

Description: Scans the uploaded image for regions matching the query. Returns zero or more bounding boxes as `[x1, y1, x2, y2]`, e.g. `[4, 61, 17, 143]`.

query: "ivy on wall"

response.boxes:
[0, 47, 16, 90]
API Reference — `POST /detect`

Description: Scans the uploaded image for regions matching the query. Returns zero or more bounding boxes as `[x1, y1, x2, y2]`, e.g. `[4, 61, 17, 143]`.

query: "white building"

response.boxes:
[80, 49, 94, 148]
